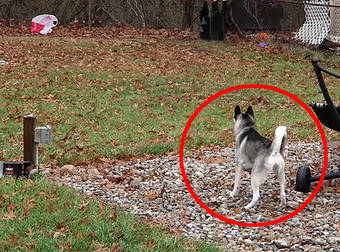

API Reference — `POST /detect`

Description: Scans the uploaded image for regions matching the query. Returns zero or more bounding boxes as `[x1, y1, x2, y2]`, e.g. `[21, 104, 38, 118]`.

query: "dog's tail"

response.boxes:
[270, 126, 287, 154]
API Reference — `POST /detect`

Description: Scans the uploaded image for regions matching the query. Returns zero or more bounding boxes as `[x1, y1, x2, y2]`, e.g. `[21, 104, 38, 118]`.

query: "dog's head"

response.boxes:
[233, 105, 255, 135]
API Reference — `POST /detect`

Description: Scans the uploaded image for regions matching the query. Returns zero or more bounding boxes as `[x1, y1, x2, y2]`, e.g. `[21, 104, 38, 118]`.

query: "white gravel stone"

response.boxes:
[53, 142, 340, 251]
[130, 178, 142, 188]
[273, 239, 291, 248]
[59, 164, 77, 175]
[87, 168, 100, 176]
[287, 201, 300, 209]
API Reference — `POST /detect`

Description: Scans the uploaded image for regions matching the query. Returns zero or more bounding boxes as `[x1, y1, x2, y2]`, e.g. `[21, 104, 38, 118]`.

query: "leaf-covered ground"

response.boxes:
[0, 25, 339, 167]
[0, 177, 219, 251]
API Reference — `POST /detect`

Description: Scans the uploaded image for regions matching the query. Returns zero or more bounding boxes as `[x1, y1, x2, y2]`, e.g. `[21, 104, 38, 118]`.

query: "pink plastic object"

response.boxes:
[30, 14, 58, 35]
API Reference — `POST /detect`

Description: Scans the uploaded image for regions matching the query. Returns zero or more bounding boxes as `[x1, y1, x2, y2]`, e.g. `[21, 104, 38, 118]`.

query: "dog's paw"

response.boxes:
[280, 193, 286, 206]
[280, 198, 286, 207]
[230, 190, 238, 197]
[244, 201, 256, 210]
[244, 204, 252, 210]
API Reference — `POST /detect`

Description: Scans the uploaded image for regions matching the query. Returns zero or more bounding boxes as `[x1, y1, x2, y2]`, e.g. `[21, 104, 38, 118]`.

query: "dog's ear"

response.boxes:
[234, 105, 241, 119]
[246, 106, 254, 117]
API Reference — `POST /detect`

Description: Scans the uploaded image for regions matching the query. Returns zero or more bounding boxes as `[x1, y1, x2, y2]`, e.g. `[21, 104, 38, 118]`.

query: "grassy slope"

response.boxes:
[0, 36, 339, 167]
[0, 177, 220, 251]
[1, 33, 340, 251]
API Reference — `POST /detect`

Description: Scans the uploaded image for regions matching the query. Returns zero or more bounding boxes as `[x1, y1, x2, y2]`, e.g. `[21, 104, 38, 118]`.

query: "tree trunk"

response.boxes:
[88, 0, 92, 29]
[182, 0, 195, 30]
[225, 0, 245, 37]
[157, 0, 165, 28]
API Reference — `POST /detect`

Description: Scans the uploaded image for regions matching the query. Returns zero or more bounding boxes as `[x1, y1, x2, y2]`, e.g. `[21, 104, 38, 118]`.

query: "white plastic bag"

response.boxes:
[31, 14, 58, 35]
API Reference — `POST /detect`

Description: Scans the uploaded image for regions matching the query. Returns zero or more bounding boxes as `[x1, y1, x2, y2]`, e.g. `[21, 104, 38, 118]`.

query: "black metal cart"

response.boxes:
[295, 57, 340, 192]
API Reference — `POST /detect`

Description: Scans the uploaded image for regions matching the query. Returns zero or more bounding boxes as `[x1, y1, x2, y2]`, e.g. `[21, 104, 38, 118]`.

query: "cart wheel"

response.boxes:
[296, 167, 311, 192]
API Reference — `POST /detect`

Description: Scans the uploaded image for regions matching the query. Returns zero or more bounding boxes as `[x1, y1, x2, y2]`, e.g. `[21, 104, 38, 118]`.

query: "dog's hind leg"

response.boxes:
[245, 180, 260, 210]
[230, 164, 242, 197]
[244, 171, 267, 210]
[275, 164, 286, 206]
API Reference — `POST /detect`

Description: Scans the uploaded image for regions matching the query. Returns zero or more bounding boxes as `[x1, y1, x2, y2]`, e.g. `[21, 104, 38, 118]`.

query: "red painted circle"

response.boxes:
[179, 84, 328, 227]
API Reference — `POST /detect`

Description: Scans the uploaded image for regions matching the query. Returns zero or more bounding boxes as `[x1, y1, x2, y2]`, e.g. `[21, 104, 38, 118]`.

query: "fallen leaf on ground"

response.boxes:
[145, 190, 158, 201]
[79, 201, 89, 211]
[108, 212, 117, 221]
[234, 208, 242, 214]
[110, 242, 125, 252]
[2, 211, 16, 220]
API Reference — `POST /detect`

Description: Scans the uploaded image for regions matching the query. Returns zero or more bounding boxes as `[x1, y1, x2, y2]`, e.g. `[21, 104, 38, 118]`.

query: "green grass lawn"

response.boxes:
[1, 33, 340, 251]
[0, 176, 220, 251]
[0, 36, 339, 167]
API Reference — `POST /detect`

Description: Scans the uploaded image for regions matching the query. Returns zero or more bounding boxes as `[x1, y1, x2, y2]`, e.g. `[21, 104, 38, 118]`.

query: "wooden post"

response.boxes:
[24, 115, 36, 166]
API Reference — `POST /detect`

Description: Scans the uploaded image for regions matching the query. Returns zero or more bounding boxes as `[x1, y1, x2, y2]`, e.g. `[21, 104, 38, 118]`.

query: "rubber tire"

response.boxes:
[296, 167, 311, 192]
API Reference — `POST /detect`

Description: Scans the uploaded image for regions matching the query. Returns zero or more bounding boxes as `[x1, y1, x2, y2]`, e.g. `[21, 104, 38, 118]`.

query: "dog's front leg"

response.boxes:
[244, 169, 268, 210]
[230, 164, 242, 197]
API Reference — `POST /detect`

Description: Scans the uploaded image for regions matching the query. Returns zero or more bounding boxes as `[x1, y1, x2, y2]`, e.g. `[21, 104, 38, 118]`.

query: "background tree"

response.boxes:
[0, 0, 303, 35]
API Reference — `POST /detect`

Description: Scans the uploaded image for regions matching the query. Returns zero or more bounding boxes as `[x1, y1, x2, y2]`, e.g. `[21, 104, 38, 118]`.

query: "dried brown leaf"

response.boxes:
[79, 201, 89, 211]
[81, 217, 92, 225]
[110, 242, 124, 252]
[2, 211, 16, 220]
[9, 234, 20, 247]
[145, 190, 158, 201]
[234, 208, 242, 214]
[108, 212, 117, 221]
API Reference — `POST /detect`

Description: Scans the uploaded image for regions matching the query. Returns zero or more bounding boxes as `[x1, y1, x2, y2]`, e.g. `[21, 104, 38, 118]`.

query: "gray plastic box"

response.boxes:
[35, 125, 52, 144]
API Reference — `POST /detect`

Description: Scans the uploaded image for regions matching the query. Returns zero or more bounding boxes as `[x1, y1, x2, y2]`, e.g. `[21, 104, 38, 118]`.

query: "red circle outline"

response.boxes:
[179, 84, 328, 227]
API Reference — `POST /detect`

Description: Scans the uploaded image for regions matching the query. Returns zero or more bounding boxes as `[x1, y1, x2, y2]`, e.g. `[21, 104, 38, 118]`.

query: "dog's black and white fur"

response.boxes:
[231, 105, 287, 210]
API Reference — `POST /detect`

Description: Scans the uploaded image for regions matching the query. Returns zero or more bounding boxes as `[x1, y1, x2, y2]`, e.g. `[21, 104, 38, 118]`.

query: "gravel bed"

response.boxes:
[53, 142, 340, 251]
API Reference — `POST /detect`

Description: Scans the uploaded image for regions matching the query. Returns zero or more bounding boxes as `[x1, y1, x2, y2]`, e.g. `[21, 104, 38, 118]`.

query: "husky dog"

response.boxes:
[231, 105, 287, 210]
